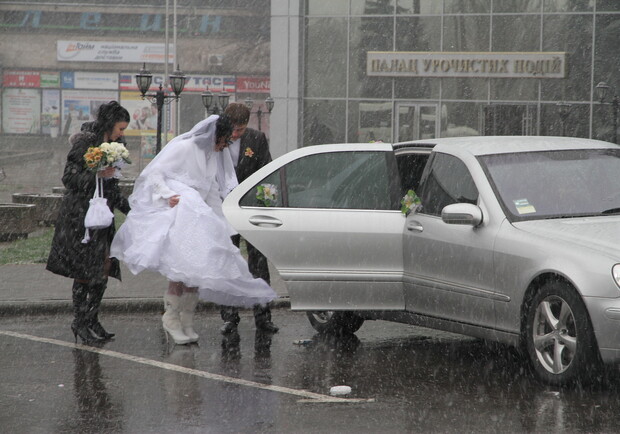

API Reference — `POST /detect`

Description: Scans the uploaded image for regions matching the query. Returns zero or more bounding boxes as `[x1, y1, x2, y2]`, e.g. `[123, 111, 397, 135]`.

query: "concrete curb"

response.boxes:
[0, 296, 291, 316]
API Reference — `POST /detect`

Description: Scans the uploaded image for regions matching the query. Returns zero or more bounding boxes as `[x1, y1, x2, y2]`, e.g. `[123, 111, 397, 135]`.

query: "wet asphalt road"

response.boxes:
[3, 309, 620, 433]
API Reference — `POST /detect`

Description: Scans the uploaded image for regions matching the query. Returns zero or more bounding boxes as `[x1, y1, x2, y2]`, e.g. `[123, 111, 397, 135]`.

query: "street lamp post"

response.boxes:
[556, 101, 572, 136]
[244, 96, 274, 131]
[201, 88, 230, 115]
[595, 81, 619, 145]
[136, 63, 187, 154]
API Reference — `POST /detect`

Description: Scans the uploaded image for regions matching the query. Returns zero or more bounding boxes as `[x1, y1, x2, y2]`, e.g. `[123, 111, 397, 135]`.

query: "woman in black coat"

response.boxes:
[47, 101, 131, 344]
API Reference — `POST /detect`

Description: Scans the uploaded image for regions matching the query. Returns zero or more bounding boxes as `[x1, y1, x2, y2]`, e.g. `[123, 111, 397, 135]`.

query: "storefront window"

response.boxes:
[306, 0, 349, 15]
[305, 17, 348, 98]
[396, 0, 443, 14]
[539, 103, 590, 138]
[494, 0, 542, 13]
[596, 0, 620, 11]
[303, 99, 346, 145]
[351, 0, 395, 15]
[441, 78, 487, 100]
[347, 100, 393, 143]
[349, 17, 394, 98]
[541, 14, 593, 102]
[440, 102, 483, 138]
[492, 15, 540, 51]
[442, 16, 490, 51]
[544, 0, 593, 12]
[594, 14, 620, 92]
[443, 0, 490, 14]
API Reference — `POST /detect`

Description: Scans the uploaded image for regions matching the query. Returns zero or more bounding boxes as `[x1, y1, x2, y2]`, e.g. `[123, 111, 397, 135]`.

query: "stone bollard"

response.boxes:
[118, 180, 135, 199]
[12, 193, 63, 226]
[51, 187, 66, 194]
[0, 203, 37, 241]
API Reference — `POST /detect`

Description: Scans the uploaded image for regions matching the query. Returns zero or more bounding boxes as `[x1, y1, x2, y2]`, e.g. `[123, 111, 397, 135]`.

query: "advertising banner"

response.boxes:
[2, 88, 41, 134]
[41, 90, 61, 137]
[3, 71, 40, 88]
[57, 41, 175, 63]
[236, 76, 270, 93]
[61, 89, 118, 136]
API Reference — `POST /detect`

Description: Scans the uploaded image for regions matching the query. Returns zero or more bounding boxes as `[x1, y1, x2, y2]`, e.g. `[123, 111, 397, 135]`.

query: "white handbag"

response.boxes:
[81, 174, 114, 243]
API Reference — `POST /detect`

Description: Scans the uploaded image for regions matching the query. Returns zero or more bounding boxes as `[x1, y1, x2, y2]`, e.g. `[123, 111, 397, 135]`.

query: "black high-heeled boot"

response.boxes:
[86, 279, 115, 340]
[72, 281, 103, 345]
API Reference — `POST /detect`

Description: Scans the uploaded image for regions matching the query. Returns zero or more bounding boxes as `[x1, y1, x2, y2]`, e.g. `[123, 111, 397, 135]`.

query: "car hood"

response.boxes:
[514, 217, 620, 259]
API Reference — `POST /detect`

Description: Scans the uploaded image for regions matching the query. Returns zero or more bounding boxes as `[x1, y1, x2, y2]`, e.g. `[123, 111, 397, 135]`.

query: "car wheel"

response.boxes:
[306, 311, 364, 335]
[525, 281, 600, 386]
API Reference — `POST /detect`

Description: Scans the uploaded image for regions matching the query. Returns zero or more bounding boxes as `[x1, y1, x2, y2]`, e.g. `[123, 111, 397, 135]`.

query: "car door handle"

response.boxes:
[248, 215, 283, 228]
[407, 220, 423, 232]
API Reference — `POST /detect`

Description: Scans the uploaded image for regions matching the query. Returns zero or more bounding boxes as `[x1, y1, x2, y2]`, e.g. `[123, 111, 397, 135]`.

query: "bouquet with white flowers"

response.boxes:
[256, 183, 278, 207]
[84, 141, 132, 175]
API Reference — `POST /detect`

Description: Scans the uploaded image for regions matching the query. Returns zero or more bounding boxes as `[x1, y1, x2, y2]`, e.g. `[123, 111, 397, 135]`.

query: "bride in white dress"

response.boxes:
[111, 115, 276, 344]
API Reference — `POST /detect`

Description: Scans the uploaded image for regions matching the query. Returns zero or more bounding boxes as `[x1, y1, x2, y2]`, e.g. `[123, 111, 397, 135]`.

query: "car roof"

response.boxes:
[394, 136, 618, 156]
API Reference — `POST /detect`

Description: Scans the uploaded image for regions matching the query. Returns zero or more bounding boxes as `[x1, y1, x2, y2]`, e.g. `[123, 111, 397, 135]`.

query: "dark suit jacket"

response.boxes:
[235, 128, 271, 182]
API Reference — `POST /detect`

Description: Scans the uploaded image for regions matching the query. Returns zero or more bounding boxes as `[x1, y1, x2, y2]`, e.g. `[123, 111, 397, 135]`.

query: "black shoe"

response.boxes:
[71, 322, 104, 345]
[220, 321, 238, 334]
[88, 321, 115, 340]
[256, 321, 279, 334]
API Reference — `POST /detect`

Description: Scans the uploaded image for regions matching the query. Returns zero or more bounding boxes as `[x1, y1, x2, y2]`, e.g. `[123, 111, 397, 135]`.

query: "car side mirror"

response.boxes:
[441, 203, 483, 227]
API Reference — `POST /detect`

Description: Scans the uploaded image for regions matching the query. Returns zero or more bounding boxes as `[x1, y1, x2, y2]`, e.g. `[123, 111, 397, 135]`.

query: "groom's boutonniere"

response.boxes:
[244, 147, 254, 158]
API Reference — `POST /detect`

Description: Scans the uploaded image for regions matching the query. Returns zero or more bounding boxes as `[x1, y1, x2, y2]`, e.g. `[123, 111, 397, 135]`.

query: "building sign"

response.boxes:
[57, 40, 175, 63]
[236, 76, 270, 93]
[61, 71, 119, 89]
[120, 73, 236, 93]
[3, 71, 40, 88]
[367, 52, 567, 79]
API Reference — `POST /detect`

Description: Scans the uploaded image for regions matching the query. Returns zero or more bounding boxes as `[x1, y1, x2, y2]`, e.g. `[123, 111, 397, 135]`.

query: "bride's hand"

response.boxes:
[168, 195, 180, 207]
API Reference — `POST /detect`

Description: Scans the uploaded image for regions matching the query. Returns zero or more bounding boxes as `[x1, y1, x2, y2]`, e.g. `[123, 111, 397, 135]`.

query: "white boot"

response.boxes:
[179, 292, 199, 343]
[163, 293, 191, 345]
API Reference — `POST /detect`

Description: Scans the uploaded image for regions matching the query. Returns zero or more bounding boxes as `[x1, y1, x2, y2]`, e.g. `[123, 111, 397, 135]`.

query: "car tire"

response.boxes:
[524, 280, 601, 386]
[306, 311, 364, 335]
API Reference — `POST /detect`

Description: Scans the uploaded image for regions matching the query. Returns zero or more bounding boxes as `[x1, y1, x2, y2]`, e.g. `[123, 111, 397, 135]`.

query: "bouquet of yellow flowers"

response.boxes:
[84, 141, 131, 172]
[256, 183, 278, 207]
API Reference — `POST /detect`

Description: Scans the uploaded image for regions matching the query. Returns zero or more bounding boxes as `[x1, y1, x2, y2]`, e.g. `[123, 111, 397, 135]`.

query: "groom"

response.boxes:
[219, 102, 279, 334]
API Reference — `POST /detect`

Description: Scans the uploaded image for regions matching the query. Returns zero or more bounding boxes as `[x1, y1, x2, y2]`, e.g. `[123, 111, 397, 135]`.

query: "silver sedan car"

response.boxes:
[222, 136, 620, 385]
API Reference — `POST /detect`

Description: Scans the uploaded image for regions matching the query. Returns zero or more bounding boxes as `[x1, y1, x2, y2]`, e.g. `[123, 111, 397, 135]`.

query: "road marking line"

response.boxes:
[0, 330, 374, 404]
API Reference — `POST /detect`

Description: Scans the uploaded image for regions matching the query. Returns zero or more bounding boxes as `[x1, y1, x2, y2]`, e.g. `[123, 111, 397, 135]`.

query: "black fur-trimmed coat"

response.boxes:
[46, 131, 130, 281]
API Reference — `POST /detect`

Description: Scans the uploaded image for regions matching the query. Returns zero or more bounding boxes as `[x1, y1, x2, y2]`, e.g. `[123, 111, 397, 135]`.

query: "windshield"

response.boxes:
[479, 148, 620, 221]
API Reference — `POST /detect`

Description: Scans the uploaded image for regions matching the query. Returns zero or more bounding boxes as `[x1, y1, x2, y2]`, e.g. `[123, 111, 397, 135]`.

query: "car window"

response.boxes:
[418, 152, 479, 216]
[395, 152, 429, 196]
[479, 148, 620, 221]
[240, 151, 401, 210]
[239, 170, 283, 207]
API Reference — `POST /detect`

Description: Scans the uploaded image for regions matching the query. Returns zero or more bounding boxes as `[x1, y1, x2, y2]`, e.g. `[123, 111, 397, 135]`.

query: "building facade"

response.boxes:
[270, 0, 620, 158]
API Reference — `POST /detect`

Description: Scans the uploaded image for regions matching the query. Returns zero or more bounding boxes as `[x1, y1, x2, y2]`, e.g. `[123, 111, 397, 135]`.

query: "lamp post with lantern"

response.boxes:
[135, 63, 187, 154]
[201, 88, 230, 115]
[244, 96, 274, 132]
[595, 81, 619, 145]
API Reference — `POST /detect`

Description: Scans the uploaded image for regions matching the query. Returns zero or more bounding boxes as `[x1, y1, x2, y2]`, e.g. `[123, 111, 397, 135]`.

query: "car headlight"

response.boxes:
[613, 264, 620, 289]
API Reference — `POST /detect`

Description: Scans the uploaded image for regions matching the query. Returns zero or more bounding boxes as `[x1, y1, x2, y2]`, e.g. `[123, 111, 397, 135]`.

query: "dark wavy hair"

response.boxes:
[216, 114, 233, 144]
[93, 101, 130, 139]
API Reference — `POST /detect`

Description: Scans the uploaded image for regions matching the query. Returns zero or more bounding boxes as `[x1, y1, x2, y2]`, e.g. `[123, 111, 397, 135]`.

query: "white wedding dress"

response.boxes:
[110, 116, 276, 307]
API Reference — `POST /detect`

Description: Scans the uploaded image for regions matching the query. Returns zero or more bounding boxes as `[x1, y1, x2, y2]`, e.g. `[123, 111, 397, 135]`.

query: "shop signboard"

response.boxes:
[3, 71, 40, 88]
[60, 71, 119, 90]
[40, 72, 60, 88]
[120, 73, 235, 93]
